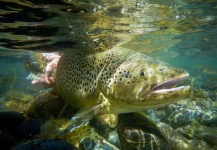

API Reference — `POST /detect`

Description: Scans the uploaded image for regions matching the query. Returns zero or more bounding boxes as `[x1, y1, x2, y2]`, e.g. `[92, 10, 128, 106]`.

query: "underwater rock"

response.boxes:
[12, 138, 77, 150]
[0, 111, 25, 132]
[90, 113, 172, 150]
[117, 112, 171, 150]
[145, 92, 217, 149]
[4, 90, 34, 113]
[40, 118, 93, 148]
[0, 130, 16, 150]
[154, 98, 217, 127]
[79, 137, 96, 150]
[79, 137, 119, 150]
[14, 119, 46, 139]
[107, 130, 120, 148]
[176, 120, 217, 149]
[157, 122, 209, 150]
[89, 116, 120, 148]
[145, 109, 160, 123]
[89, 115, 116, 138]
[40, 119, 69, 135]
[26, 92, 64, 119]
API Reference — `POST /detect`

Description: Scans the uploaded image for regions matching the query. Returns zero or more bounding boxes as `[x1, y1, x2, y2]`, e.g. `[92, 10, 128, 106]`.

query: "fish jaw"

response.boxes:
[132, 73, 191, 109]
[138, 74, 190, 100]
[107, 84, 190, 114]
[138, 85, 191, 109]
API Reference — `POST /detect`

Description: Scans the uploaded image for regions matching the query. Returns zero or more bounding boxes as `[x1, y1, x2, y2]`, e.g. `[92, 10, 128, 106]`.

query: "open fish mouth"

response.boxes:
[150, 75, 189, 94]
[143, 75, 189, 98]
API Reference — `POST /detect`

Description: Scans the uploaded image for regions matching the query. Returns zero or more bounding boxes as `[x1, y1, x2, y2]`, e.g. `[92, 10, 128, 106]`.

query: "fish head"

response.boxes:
[109, 53, 190, 113]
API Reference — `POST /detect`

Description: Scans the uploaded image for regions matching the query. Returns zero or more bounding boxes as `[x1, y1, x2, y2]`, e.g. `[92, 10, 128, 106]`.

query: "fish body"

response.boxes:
[56, 47, 190, 114]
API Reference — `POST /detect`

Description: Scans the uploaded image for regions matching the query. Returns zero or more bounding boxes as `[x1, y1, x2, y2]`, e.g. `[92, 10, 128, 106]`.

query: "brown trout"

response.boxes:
[56, 47, 190, 114]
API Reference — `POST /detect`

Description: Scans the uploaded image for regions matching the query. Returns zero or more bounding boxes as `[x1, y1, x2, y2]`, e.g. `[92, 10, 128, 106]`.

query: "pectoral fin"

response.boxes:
[60, 102, 104, 135]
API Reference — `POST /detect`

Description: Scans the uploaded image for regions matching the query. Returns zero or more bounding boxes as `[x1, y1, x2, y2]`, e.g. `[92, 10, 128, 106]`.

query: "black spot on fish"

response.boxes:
[124, 72, 129, 78]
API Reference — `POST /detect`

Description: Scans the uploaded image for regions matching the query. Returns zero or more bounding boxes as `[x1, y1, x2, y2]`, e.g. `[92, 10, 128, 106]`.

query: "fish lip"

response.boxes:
[141, 74, 189, 100]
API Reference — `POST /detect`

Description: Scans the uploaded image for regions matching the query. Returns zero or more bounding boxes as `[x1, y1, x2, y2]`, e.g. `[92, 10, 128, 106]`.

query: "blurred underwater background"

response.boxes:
[0, 0, 217, 149]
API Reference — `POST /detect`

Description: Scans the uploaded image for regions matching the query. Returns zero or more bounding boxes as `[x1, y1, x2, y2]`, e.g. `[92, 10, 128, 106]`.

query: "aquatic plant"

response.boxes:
[4, 90, 34, 113]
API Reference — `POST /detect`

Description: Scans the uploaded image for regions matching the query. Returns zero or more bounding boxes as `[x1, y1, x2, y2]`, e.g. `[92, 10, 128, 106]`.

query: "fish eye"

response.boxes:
[140, 72, 145, 77]
[139, 69, 146, 77]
